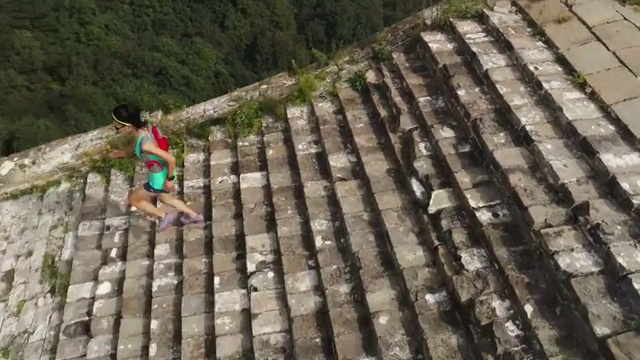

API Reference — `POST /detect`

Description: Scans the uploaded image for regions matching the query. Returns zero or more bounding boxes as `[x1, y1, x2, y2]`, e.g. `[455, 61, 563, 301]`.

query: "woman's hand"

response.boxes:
[164, 180, 175, 193]
[109, 150, 128, 159]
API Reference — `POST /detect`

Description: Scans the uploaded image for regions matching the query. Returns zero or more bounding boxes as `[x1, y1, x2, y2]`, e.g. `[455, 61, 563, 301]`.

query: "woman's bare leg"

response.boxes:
[128, 187, 166, 219]
[158, 193, 199, 218]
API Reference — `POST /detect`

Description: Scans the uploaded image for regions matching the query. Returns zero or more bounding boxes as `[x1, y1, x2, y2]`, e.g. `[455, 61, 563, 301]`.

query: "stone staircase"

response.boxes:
[1, 3, 640, 360]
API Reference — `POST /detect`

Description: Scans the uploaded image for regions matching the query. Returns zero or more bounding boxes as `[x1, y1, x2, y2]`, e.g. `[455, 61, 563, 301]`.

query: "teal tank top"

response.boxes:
[135, 134, 173, 190]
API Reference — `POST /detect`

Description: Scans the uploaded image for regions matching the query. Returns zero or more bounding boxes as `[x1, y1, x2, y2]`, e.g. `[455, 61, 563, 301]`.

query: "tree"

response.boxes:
[0, 0, 427, 156]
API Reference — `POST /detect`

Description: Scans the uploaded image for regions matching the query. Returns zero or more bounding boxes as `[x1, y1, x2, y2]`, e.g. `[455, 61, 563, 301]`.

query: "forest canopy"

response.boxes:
[0, 0, 428, 156]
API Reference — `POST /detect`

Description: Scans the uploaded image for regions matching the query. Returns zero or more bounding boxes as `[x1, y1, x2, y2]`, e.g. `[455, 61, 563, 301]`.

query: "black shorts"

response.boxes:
[143, 182, 166, 194]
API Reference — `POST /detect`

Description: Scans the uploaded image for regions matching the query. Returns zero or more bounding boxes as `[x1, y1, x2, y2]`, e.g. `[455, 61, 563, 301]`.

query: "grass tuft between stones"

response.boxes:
[289, 73, 319, 105]
[15, 299, 26, 316]
[348, 70, 368, 93]
[224, 100, 265, 139]
[41, 252, 63, 297]
[431, 0, 484, 30]
[224, 71, 319, 138]
[0, 178, 63, 201]
[372, 44, 392, 63]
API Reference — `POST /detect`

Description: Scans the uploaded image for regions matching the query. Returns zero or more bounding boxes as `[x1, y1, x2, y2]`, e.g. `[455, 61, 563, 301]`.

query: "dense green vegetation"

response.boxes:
[0, 0, 428, 156]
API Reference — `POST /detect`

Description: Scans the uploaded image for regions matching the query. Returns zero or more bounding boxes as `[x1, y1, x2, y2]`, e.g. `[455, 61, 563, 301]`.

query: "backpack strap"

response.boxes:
[135, 133, 166, 173]
[149, 125, 170, 152]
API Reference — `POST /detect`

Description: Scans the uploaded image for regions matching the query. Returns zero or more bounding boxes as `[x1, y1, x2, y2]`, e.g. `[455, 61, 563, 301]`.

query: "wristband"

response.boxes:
[167, 175, 175, 181]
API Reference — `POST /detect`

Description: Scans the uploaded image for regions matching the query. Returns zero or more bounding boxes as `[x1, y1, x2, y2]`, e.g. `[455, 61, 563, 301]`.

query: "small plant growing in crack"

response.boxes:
[0, 347, 9, 359]
[224, 100, 264, 139]
[348, 70, 367, 93]
[555, 14, 571, 23]
[15, 299, 26, 316]
[431, 0, 483, 30]
[372, 44, 392, 63]
[289, 72, 319, 105]
[41, 252, 60, 295]
[531, 26, 546, 40]
[554, 52, 571, 68]
[311, 48, 330, 67]
[260, 97, 287, 122]
[159, 97, 187, 114]
[224, 95, 291, 139]
[82, 135, 138, 184]
[56, 271, 71, 299]
[328, 82, 339, 97]
[571, 73, 588, 89]
[0, 178, 63, 201]
[185, 121, 213, 142]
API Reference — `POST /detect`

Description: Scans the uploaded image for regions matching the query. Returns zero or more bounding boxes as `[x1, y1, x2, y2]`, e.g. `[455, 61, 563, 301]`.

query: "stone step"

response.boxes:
[364, 60, 481, 359]
[451, 19, 597, 208]
[510, 0, 640, 146]
[207, 130, 248, 360]
[418, 23, 640, 359]
[276, 106, 358, 359]
[409, 36, 563, 359]
[332, 84, 431, 359]
[447, 17, 640, 281]
[479, 8, 640, 220]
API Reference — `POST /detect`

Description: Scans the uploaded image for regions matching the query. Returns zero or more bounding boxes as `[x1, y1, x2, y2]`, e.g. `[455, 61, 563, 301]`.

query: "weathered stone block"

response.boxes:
[181, 335, 209, 359]
[249, 270, 284, 292]
[334, 332, 368, 359]
[452, 268, 503, 303]
[93, 298, 119, 318]
[182, 294, 212, 316]
[609, 242, 640, 275]
[215, 289, 249, 313]
[612, 97, 640, 141]
[88, 315, 116, 339]
[181, 257, 209, 279]
[56, 336, 89, 359]
[394, 245, 431, 269]
[553, 248, 604, 277]
[549, 90, 606, 124]
[252, 309, 289, 335]
[294, 337, 326, 360]
[67, 282, 96, 302]
[570, 274, 640, 338]
[585, 66, 640, 105]
[215, 311, 244, 336]
[288, 291, 323, 317]
[523, 204, 571, 230]
[216, 334, 248, 358]
[251, 290, 283, 314]
[181, 314, 213, 338]
[607, 331, 640, 360]
[284, 270, 318, 293]
[117, 334, 148, 359]
[592, 20, 640, 52]
[573, 1, 623, 27]
[539, 226, 589, 254]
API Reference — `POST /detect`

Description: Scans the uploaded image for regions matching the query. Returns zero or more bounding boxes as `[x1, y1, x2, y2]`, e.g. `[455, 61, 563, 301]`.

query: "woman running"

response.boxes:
[109, 103, 204, 231]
